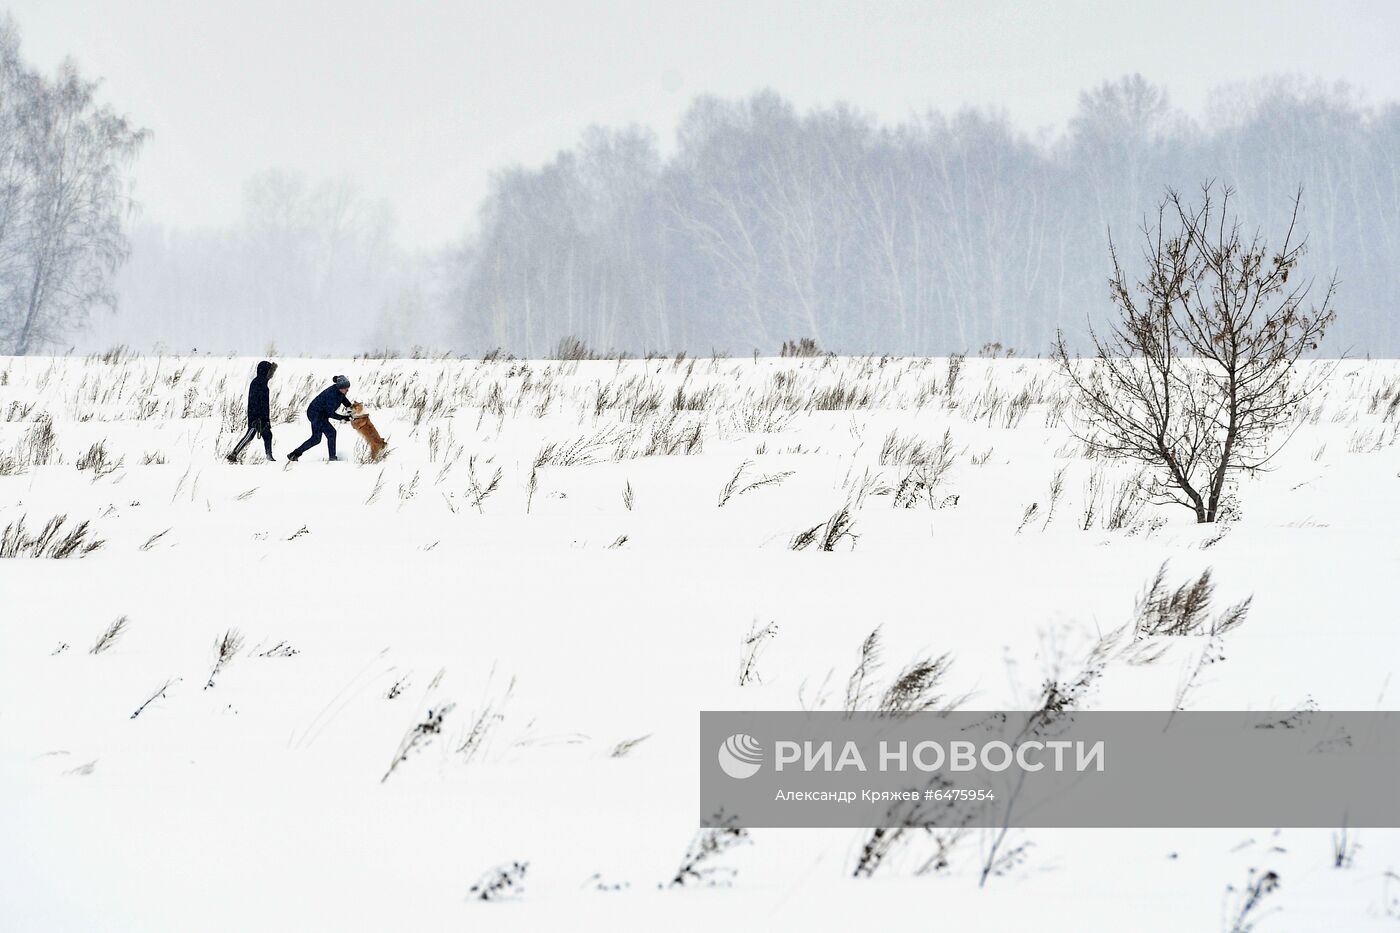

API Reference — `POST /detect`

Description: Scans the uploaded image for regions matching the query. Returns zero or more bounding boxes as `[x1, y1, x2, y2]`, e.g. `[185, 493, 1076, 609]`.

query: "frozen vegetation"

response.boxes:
[1, 350, 1398, 930]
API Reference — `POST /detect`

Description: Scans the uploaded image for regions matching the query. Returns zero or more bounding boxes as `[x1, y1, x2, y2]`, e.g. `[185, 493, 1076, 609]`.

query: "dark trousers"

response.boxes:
[290, 417, 338, 459]
[230, 418, 274, 459]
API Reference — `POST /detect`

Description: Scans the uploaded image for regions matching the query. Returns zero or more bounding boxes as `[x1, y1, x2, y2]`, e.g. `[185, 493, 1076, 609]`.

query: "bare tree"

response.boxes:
[1055, 183, 1335, 523]
[0, 18, 147, 355]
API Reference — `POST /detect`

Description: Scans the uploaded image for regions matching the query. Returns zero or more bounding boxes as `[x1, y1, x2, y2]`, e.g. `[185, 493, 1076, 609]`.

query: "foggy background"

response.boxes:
[6, 0, 1400, 357]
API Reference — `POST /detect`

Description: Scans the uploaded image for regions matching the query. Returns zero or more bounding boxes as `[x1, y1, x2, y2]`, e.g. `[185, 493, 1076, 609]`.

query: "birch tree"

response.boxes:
[0, 20, 146, 354]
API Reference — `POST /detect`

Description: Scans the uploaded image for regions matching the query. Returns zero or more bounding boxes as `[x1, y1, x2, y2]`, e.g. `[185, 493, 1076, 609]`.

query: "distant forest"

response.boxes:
[107, 76, 1400, 357]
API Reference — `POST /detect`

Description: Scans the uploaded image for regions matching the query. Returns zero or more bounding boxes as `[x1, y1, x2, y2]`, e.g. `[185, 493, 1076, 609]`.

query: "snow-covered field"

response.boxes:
[1, 352, 1398, 931]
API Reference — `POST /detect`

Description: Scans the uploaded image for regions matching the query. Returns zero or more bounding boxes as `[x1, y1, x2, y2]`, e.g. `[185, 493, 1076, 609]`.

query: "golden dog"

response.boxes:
[349, 403, 388, 460]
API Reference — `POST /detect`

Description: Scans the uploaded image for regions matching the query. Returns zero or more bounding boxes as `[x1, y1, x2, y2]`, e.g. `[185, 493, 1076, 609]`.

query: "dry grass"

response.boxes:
[89, 616, 129, 654]
[0, 515, 104, 559]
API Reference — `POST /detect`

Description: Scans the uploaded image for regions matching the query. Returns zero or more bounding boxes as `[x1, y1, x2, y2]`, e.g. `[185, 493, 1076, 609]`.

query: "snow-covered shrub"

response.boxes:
[1131, 564, 1251, 638]
[22, 415, 57, 465]
[204, 628, 244, 690]
[381, 703, 454, 783]
[790, 504, 856, 551]
[0, 514, 104, 558]
[668, 815, 748, 888]
[89, 616, 129, 654]
[736, 620, 778, 686]
[1225, 868, 1281, 933]
[779, 337, 822, 358]
[842, 627, 961, 716]
[468, 860, 528, 901]
[76, 440, 123, 479]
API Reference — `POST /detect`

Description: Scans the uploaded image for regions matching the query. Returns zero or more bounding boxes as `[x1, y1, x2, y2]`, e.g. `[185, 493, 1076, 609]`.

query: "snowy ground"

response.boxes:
[1, 352, 1398, 931]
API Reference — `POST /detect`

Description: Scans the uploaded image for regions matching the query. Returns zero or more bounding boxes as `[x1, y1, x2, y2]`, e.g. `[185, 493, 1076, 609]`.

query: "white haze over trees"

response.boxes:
[0, 17, 146, 356]
[452, 79, 1397, 358]
[4, 16, 1397, 358]
[89, 171, 443, 357]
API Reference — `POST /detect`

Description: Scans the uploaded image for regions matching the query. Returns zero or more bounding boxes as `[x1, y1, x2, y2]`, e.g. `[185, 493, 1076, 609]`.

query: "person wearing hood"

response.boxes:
[287, 374, 355, 462]
[226, 360, 278, 463]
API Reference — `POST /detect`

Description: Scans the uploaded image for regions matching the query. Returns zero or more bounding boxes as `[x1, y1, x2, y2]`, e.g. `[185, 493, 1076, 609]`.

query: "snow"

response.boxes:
[1, 353, 1397, 930]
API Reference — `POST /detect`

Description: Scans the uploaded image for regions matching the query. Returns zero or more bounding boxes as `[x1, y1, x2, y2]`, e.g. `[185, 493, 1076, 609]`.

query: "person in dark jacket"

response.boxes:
[226, 360, 278, 462]
[287, 374, 355, 462]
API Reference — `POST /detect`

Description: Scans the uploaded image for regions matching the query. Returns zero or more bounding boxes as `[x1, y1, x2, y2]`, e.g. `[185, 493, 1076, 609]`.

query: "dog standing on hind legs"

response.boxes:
[349, 403, 387, 461]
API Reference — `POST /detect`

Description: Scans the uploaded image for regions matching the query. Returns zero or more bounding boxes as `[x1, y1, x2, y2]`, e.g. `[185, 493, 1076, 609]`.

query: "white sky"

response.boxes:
[7, 0, 1399, 249]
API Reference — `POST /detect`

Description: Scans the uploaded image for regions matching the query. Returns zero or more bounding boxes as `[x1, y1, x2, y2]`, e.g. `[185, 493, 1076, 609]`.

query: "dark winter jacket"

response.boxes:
[246, 360, 276, 425]
[307, 384, 353, 422]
